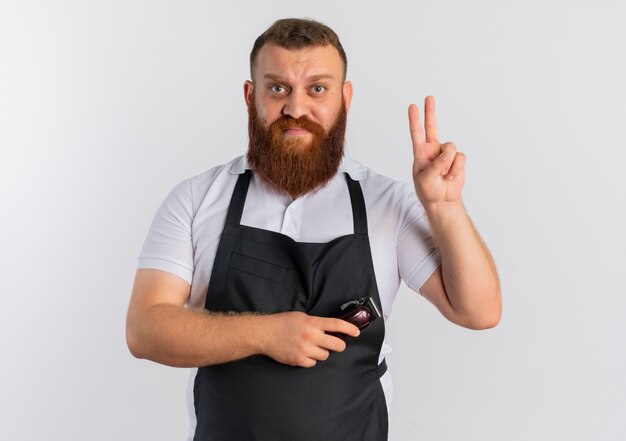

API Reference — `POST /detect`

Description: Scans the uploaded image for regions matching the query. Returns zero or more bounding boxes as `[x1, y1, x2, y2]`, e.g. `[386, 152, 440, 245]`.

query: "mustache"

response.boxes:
[270, 115, 326, 136]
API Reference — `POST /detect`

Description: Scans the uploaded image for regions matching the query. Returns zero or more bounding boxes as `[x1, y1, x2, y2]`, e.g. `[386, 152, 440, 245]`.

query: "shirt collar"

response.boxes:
[229, 152, 367, 181]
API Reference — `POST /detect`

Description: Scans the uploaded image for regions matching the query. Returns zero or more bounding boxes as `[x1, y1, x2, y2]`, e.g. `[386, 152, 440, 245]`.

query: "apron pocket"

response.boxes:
[228, 252, 291, 284]
[224, 252, 297, 312]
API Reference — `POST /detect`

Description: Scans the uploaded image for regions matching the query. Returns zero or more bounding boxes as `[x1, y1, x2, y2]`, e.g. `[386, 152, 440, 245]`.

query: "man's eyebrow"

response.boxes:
[306, 74, 335, 82]
[262, 74, 286, 83]
[262, 74, 336, 82]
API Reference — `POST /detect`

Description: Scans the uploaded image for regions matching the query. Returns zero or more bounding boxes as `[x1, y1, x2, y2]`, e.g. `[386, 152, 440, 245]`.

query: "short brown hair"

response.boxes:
[250, 18, 347, 79]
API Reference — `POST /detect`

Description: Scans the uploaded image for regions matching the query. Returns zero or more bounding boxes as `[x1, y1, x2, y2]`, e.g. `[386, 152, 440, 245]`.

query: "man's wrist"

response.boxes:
[246, 314, 278, 357]
[423, 200, 467, 228]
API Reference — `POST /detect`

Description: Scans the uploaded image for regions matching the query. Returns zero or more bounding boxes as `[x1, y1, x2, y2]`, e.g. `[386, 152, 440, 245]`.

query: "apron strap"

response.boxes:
[345, 173, 368, 236]
[378, 359, 388, 378]
[225, 170, 252, 225]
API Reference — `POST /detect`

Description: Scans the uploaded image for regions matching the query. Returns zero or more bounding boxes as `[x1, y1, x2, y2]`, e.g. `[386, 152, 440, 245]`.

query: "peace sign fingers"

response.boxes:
[407, 96, 467, 207]
[409, 96, 441, 171]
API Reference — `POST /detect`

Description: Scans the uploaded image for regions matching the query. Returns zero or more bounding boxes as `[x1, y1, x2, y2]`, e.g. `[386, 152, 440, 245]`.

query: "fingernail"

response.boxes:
[447, 174, 455, 181]
[440, 152, 449, 160]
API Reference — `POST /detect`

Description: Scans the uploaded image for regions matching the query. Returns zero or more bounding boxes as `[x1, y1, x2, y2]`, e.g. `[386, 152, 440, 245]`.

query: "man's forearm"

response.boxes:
[425, 201, 502, 327]
[126, 304, 266, 368]
[126, 302, 360, 369]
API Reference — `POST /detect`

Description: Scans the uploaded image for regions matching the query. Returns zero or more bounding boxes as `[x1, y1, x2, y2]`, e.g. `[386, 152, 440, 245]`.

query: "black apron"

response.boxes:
[193, 171, 388, 441]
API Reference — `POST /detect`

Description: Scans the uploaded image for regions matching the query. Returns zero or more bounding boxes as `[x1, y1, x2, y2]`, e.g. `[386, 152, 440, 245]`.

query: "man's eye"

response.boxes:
[271, 85, 286, 93]
[312, 85, 325, 94]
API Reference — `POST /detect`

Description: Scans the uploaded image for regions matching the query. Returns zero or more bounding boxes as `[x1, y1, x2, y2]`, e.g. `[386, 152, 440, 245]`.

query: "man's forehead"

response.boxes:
[253, 44, 344, 81]
[262, 73, 336, 83]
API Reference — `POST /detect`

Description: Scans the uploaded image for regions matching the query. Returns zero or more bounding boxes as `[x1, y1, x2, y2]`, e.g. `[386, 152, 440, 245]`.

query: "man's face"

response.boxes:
[244, 44, 353, 197]
[245, 43, 352, 142]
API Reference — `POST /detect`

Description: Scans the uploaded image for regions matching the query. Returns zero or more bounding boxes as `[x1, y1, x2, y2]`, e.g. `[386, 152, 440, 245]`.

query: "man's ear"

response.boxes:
[244, 80, 254, 107]
[342, 81, 353, 113]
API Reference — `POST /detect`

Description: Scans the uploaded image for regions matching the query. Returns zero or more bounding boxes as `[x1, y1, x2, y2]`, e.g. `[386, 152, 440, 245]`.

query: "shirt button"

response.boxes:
[287, 207, 294, 214]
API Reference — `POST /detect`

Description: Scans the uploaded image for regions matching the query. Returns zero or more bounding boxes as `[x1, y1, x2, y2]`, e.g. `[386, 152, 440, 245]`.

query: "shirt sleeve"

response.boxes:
[396, 188, 441, 294]
[137, 179, 195, 284]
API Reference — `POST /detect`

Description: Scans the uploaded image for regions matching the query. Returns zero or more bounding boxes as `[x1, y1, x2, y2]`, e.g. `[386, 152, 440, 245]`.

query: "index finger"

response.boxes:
[408, 103, 426, 147]
[322, 317, 361, 338]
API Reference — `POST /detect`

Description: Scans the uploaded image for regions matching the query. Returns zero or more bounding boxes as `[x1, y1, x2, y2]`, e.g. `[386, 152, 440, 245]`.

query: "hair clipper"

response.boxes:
[328, 296, 382, 340]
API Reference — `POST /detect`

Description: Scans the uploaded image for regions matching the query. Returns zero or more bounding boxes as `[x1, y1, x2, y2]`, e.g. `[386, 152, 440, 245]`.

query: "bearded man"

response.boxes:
[126, 18, 501, 441]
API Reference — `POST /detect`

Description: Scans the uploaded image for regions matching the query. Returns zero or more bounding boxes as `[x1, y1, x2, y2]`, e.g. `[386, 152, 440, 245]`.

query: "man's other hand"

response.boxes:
[258, 311, 360, 368]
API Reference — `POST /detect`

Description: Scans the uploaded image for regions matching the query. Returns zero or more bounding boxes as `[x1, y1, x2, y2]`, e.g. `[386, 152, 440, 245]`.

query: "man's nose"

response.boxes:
[282, 90, 309, 120]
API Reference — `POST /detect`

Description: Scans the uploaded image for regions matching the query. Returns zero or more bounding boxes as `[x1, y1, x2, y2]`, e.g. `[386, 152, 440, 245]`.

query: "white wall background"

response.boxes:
[1, 0, 625, 439]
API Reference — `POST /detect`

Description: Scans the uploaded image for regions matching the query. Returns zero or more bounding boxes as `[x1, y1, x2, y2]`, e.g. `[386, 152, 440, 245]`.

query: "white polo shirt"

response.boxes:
[138, 154, 440, 435]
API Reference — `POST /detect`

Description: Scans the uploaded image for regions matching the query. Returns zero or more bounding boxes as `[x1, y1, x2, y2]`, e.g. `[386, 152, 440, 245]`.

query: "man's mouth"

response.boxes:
[283, 127, 311, 136]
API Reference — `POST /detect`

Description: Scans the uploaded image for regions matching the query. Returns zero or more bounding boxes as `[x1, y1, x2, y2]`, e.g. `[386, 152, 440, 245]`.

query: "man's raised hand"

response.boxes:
[408, 96, 466, 210]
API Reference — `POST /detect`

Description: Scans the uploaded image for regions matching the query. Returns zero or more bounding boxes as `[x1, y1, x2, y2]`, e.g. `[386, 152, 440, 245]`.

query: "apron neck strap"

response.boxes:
[345, 173, 368, 235]
[225, 170, 252, 225]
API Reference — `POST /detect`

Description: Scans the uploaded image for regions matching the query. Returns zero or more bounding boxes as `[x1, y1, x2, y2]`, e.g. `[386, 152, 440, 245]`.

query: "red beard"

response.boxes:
[246, 99, 347, 198]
